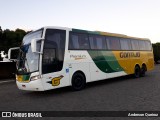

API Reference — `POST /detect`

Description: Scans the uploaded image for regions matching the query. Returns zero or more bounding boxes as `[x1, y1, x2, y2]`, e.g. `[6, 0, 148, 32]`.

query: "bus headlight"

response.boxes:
[30, 75, 41, 81]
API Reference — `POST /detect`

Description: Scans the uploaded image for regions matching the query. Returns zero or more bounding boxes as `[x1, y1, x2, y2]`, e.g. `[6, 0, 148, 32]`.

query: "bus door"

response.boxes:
[41, 29, 69, 90]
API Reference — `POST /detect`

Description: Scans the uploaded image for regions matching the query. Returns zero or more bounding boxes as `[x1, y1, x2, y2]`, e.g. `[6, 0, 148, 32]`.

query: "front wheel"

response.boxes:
[71, 72, 86, 91]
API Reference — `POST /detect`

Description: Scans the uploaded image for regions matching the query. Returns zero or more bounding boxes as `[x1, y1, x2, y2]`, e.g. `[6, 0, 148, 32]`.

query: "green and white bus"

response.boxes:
[11, 26, 154, 91]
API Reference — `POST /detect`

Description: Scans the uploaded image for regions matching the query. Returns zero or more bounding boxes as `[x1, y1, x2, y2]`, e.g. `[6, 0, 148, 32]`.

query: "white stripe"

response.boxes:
[0, 80, 15, 84]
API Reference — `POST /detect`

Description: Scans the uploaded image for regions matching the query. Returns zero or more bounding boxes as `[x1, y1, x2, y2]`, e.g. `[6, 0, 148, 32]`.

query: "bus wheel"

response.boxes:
[72, 72, 86, 91]
[134, 65, 140, 78]
[140, 65, 146, 77]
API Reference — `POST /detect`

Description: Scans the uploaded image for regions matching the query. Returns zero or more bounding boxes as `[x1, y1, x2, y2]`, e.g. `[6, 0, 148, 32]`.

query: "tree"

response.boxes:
[152, 43, 160, 63]
[0, 26, 3, 60]
[0, 27, 27, 54]
[0, 26, 2, 32]
[15, 29, 26, 46]
[0, 26, 2, 44]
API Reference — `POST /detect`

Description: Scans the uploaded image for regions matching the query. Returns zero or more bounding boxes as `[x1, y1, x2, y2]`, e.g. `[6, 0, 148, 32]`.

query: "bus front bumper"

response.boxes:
[16, 80, 44, 91]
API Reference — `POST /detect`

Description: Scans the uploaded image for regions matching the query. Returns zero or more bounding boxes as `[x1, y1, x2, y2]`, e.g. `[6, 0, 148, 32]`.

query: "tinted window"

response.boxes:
[78, 34, 90, 49]
[139, 40, 146, 50]
[96, 36, 107, 49]
[131, 39, 139, 50]
[69, 34, 79, 49]
[120, 38, 131, 50]
[42, 29, 66, 74]
[106, 37, 121, 50]
[89, 35, 107, 50]
[69, 32, 90, 49]
[145, 41, 152, 50]
[89, 36, 95, 49]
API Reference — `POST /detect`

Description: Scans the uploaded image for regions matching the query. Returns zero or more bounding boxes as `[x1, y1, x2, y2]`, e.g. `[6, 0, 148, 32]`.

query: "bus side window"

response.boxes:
[78, 34, 90, 49]
[69, 34, 79, 49]
[145, 41, 152, 51]
[120, 38, 132, 50]
[131, 39, 139, 50]
[106, 37, 121, 50]
[139, 40, 146, 50]
[95, 36, 107, 50]
[89, 35, 107, 50]
[89, 35, 96, 49]
[69, 32, 90, 50]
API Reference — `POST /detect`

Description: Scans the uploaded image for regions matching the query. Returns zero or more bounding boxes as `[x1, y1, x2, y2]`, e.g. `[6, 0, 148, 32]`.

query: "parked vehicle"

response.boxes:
[0, 51, 16, 78]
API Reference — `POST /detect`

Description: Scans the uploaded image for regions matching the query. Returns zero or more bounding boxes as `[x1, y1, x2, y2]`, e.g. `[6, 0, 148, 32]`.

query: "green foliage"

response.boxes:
[0, 26, 27, 53]
[152, 43, 160, 63]
[0, 26, 27, 60]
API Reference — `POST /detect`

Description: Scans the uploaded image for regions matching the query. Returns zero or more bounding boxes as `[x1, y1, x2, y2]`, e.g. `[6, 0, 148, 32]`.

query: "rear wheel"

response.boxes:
[134, 65, 140, 78]
[72, 72, 86, 91]
[140, 65, 146, 77]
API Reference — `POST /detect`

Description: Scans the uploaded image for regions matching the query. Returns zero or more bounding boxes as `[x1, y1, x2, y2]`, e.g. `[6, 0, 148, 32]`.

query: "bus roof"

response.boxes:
[42, 26, 150, 41]
[72, 28, 150, 41]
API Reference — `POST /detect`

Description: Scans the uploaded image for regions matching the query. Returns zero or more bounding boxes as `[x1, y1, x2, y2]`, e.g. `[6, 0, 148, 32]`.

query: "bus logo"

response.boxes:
[47, 75, 64, 86]
[70, 55, 86, 60]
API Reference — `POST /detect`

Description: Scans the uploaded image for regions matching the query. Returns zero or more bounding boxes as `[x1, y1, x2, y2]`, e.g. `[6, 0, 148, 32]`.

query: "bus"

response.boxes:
[9, 26, 154, 91]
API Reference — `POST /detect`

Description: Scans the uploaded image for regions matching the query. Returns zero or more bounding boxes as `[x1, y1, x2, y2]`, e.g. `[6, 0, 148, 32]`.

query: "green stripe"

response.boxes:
[88, 51, 124, 73]
[22, 75, 30, 81]
[72, 29, 100, 35]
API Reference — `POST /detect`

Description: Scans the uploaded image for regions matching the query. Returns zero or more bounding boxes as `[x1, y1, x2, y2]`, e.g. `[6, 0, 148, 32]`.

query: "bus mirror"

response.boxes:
[31, 38, 43, 53]
[8, 47, 20, 61]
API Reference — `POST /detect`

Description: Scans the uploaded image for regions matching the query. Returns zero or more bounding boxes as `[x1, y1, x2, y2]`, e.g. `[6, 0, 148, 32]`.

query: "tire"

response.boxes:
[134, 66, 140, 78]
[140, 65, 146, 77]
[72, 72, 86, 91]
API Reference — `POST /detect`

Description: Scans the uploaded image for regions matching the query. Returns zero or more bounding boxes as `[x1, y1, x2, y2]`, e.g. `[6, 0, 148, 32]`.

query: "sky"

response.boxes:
[0, 0, 160, 43]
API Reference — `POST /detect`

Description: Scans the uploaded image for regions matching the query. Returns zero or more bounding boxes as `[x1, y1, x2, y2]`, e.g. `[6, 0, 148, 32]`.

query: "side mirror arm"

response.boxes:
[8, 47, 20, 60]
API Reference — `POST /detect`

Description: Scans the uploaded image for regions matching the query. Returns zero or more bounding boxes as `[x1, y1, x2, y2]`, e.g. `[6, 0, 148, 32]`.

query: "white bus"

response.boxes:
[11, 26, 154, 91]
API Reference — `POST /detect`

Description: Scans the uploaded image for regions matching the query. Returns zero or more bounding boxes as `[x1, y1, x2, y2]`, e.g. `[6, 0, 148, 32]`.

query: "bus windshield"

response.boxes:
[17, 30, 42, 74]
